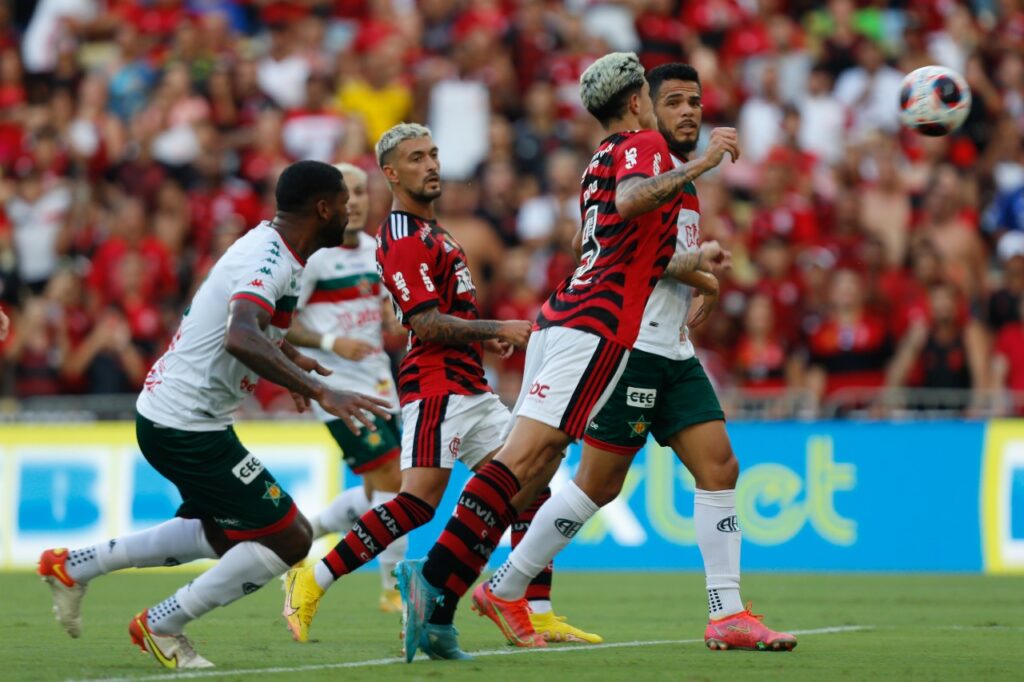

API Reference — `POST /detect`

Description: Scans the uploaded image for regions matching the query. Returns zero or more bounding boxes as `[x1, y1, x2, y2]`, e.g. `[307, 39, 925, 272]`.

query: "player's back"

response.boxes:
[138, 222, 305, 429]
[536, 129, 679, 348]
[375, 211, 489, 404]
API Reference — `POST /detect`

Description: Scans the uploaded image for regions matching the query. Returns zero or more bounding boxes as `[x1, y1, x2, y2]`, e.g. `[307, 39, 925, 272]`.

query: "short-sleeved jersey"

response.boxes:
[375, 211, 490, 404]
[137, 222, 305, 431]
[634, 153, 701, 361]
[295, 231, 399, 418]
[536, 129, 680, 349]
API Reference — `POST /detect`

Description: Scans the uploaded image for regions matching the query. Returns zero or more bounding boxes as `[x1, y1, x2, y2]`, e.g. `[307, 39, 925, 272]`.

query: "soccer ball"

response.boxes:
[899, 65, 972, 136]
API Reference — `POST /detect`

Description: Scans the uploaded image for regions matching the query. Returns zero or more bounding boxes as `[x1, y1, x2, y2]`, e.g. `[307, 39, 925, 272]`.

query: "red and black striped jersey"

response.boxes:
[375, 210, 490, 404]
[536, 130, 680, 348]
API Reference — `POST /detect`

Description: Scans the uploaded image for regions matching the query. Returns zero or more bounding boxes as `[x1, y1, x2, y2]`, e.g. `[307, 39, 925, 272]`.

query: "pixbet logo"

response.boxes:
[626, 387, 656, 408]
[530, 382, 550, 399]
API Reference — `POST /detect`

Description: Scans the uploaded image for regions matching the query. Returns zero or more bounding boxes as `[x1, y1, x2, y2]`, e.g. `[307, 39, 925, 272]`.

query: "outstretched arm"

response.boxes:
[615, 128, 739, 220]
[407, 306, 532, 348]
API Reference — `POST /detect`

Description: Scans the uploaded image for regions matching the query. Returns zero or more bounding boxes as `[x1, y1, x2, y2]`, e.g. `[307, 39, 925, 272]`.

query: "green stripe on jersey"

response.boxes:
[315, 273, 381, 291]
[276, 295, 298, 312]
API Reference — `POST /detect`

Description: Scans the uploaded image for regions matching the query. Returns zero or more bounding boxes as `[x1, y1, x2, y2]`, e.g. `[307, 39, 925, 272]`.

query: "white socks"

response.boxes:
[491, 481, 599, 601]
[148, 541, 288, 635]
[694, 488, 743, 618]
[372, 490, 406, 590]
[65, 518, 217, 584]
[311, 486, 371, 538]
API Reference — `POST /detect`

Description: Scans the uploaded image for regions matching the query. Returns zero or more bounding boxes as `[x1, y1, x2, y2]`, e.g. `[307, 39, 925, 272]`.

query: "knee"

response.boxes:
[697, 450, 739, 491]
[576, 477, 622, 508]
[275, 515, 314, 566]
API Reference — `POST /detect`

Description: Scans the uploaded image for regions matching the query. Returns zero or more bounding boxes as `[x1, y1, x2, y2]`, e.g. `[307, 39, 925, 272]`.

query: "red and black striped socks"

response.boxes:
[319, 492, 434, 584]
[422, 461, 521, 623]
[512, 487, 554, 605]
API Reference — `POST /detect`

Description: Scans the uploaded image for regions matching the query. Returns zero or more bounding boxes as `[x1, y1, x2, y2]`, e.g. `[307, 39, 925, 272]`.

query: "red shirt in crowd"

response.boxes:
[996, 325, 1024, 393]
[806, 312, 892, 396]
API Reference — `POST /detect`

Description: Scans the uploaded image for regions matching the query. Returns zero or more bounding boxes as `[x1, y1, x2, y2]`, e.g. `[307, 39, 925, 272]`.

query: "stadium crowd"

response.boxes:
[1, 0, 1023, 416]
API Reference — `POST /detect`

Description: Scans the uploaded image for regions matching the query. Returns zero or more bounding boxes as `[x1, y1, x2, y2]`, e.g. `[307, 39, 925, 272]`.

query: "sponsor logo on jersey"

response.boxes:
[626, 387, 657, 408]
[555, 518, 583, 538]
[716, 515, 740, 533]
[231, 454, 265, 484]
[240, 376, 257, 394]
[624, 147, 638, 169]
[653, 152, 662, 175]
[529, 382, 550, 399]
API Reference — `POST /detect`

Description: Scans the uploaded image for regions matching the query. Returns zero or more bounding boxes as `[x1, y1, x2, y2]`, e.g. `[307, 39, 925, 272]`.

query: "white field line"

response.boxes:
[69, 625, 872, 682]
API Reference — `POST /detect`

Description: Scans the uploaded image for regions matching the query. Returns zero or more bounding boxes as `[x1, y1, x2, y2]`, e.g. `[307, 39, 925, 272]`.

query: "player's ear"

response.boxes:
[381, 163, 399, 185]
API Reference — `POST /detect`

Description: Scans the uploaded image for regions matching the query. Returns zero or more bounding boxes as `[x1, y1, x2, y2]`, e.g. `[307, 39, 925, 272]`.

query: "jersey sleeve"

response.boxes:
[229, 257, 290, 317]
[615, 130, 669, 183]
[377, 235, 440, 318]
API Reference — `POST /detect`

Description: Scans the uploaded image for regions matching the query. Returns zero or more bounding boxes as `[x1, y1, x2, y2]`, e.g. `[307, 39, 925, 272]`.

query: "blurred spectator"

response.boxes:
[6, 165, 72, 293]
[805, 269, 893, 401]
[798, 64, 845, 167]
[258, 22, 311, 109]
[335, 37, 412, 147]
[282, 75, 345, 162]
[738, 61, 783, 165]
[886, 282, 987, 400]
[993, 297, 1024, 408]
[733, 293, 801, 393]
[833, 39, 903, 137]
[989, 234, 1024, 331]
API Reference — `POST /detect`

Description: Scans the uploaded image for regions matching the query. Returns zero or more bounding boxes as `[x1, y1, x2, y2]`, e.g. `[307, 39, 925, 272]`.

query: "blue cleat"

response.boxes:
[394, 559, 443, 662]
[419, 623, 473, 661]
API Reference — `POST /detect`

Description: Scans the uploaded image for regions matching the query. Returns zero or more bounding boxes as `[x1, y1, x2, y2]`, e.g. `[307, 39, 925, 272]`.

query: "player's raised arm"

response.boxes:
[616, 128, 739, 221]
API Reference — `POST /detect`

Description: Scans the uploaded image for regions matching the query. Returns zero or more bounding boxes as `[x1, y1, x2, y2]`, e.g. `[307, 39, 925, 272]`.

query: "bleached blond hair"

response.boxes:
[579, 52, 646, 121]
[375, 122, 432, 168]
[333, 162, 367, 184]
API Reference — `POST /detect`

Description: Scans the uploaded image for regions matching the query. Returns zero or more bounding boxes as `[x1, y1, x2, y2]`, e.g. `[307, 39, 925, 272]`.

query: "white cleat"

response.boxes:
[129, 610, 215, 669]
[37, 548, 87, 638]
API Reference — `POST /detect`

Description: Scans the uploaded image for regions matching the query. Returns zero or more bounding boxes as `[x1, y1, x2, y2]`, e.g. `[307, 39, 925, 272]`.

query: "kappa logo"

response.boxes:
[626, 387, 656, 408]
[242, 582, 261, 595]
[231, 453, 265, 484]
[716, 515, 740, 533]
[554, 518, 583, 539]
[449, 436, 461, 457]
[247, 278, 265, 288]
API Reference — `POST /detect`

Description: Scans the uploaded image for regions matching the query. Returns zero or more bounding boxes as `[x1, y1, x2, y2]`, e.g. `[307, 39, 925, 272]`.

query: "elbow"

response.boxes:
[615, 198, 638, 221]
[224, 326, 247, 359]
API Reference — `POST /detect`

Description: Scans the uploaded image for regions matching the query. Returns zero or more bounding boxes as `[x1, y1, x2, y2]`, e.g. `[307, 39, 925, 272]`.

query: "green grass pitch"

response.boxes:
[4, 571, 1023, 681]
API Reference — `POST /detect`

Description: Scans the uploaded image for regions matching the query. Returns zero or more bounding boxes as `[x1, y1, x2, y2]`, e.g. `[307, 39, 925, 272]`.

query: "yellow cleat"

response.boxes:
[282, 566, 324, 642]
[529, 611, 603, 644]
[379, 588, 402, 613]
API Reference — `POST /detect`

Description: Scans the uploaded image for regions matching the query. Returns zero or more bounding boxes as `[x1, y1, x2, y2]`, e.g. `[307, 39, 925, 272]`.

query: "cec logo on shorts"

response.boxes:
[231, 454, 265, 485]
[626, 387, 656, 408]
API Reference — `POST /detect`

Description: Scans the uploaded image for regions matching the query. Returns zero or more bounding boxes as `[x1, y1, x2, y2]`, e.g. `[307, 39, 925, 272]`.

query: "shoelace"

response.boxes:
[742, 602, 765, 621]
[504, 598, 536, 635]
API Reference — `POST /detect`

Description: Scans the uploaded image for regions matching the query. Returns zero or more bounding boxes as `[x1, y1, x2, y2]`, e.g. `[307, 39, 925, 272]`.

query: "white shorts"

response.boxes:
[400, 392, 510, 470]
[510, 327, 630, 439]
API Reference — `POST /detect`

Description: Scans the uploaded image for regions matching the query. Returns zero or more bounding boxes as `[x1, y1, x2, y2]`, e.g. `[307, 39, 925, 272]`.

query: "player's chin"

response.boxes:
[420, 184, 442, 200]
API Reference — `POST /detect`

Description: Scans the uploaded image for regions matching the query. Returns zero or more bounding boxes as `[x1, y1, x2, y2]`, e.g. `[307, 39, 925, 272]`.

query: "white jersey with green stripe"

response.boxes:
[632, 154, 700, 361]
[137, 222, 306, 431]
[296, 231, 399, 418]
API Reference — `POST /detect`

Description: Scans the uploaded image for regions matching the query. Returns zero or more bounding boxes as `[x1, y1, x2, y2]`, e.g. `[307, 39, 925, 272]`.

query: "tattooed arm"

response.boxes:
[615, 128, 739, 221]
[663, 241, 729, 279]
[407, 306, 532, 348]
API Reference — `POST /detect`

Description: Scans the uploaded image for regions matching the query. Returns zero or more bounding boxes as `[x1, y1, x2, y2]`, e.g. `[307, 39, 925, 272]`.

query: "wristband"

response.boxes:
[319, 334, 337, 352]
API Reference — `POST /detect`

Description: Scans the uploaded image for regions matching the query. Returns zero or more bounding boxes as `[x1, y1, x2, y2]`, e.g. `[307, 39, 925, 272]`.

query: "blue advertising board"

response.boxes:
[2, 419, 1019, 573]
